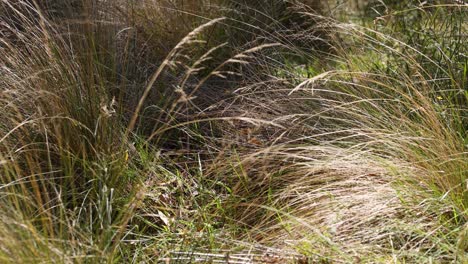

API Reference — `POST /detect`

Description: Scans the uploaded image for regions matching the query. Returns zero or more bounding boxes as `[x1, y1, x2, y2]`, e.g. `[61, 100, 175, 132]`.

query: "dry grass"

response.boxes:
[0, 0, 466, 263]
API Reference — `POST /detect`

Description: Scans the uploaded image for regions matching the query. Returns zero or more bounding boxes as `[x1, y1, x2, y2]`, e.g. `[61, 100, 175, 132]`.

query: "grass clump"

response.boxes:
[0, 0, 466, 263]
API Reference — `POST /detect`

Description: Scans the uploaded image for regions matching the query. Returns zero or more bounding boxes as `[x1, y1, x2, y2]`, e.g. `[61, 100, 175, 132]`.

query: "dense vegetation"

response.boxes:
[0, 0, 466, 263]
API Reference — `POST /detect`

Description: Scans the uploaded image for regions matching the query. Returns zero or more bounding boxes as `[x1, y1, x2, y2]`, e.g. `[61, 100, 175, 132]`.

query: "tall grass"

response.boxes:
[0, 0, 466, 263]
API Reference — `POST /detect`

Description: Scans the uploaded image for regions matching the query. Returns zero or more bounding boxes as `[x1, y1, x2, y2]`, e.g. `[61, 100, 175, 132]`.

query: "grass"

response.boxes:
[0, 0, 466, 263]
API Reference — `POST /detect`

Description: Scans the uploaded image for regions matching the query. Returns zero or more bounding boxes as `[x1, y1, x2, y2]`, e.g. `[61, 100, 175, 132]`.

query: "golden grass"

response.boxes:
[0, 0, 466, 263]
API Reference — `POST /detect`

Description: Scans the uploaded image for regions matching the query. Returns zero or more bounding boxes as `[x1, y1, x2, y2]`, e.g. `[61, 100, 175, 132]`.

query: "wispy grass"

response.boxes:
[0, 0, 466, 263]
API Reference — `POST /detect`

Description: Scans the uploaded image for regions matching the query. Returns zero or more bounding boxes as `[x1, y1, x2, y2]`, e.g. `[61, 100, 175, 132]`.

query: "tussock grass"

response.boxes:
[0, 0, 466, 263]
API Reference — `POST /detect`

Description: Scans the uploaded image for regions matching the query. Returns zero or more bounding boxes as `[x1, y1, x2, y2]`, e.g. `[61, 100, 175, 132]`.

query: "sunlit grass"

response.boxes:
[0, 0, 466, 263]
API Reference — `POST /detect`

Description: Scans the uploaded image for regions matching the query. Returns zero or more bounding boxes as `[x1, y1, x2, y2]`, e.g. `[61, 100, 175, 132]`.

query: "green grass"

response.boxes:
[0, 0, 466, 263]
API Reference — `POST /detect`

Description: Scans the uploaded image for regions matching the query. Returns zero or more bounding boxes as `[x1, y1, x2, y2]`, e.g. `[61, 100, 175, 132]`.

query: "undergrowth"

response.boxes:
[0, 0, 466, 263]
